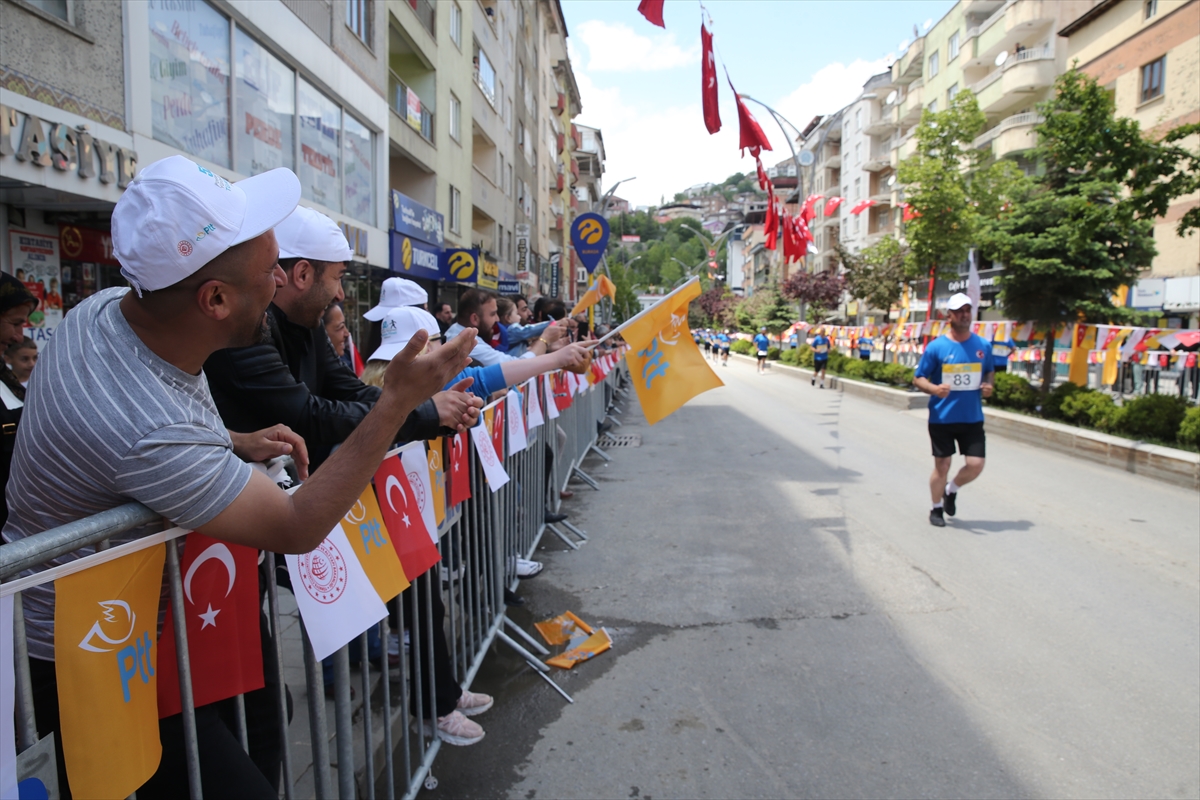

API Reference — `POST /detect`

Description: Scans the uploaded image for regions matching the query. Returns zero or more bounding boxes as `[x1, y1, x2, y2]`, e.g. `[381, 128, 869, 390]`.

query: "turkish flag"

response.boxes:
[755, 157, 769, 191]
[157, 532, 264, 718]
[448, 432, 472, 506]
[729, 75, 772, 157]
[850, 199, 877, 216]
[824, 196, 845, 216]
[801, 194, 824, 225]
[701, 22, 720, 134]
[553, 372, 572, 412]
[764, 196, 778, 251]
[637, 0, 665, 27]
[374, 455, 441, 580]
[490, 402, 506, 460]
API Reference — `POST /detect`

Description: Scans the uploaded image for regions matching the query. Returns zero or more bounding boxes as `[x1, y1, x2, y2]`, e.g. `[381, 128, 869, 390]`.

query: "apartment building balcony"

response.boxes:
[388, 74, 435, 170]
[973, 112, 1044, 157]
[864, 112, 895, 136]
[1002, 46, 1056, 94]
[898, 84, 924, 125]
[894, 37, 925, 85]
[551, 170, 564, 192]
[976, 0, 1056, 67]
[864, 141, 892, 172]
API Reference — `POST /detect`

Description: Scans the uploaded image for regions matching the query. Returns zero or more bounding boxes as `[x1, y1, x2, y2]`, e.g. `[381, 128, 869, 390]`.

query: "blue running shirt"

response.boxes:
[915, 333, 994, 424]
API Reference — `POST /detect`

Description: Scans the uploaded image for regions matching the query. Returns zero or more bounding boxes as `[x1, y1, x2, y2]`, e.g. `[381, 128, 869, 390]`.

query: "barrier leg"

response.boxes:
[10, 592, 38, 752]
[265, 556, 294, 800]
[571, 466, 601, 491]
[359, 630, 375, 800]
[165, 538, 204, 800]
[544, 523, 581, 550]
[234, 694, 249, 753]
[588, 444, 612, 463]
[560, 521, 589, 542]
[333, 646, 355, 800]
[300, 620, 334, 800]
[495, 630, 549, 672]
[377, 621, 395, 800]
[503, 617, 550, 656]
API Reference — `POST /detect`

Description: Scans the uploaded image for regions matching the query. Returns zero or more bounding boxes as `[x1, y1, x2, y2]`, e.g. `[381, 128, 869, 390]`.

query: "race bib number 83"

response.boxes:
[944, 362, 982, 391]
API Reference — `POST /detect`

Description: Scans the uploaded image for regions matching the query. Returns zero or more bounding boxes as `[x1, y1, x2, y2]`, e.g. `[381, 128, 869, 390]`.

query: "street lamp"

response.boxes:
[596, 176, 636, 217]
[736, 94, 807, 203]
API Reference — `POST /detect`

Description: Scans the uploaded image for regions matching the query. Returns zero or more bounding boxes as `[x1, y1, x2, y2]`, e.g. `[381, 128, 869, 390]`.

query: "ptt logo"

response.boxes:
[447, 250, 476, 280]
[576, 218, 604, 245]
[78, 600, 155, 703]
[400, 237, 413, 271]
[195, 223, 216, 242]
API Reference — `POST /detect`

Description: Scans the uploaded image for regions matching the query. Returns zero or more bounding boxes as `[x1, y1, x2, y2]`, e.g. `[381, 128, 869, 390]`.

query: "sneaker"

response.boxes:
[819, 383, 824, 389]
[417, 711, 484, 746]
[388, 632, 400, 658]
[516, 558, 544, 578]
[943, 491, 957, 517]
[811, 377, 816, 386]
[456, 690, 494, 717]
[929, 507, 946, 527]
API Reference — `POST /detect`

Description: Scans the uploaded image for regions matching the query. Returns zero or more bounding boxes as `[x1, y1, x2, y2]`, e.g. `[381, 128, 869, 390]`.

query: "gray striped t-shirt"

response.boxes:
[3, 288, 253, 661]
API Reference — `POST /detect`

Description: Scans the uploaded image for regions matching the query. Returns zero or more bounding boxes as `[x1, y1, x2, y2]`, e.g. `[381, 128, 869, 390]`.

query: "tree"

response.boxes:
[752, 288, 796, 345]
[781, 269, 845, 322]
[897, 91, 1023, 284]
[836, 236, 911, 361]
[606, 259, 641, 324]
[981, 69, 1168, 396]
[695, 285, 735, 328]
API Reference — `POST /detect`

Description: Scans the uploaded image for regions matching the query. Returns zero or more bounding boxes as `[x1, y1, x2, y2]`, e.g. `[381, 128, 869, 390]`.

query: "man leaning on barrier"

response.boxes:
[1, 155, 477, 799]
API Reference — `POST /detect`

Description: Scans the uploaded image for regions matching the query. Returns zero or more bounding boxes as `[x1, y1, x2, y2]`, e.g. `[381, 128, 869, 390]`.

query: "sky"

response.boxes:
[560, 0, 954, 208]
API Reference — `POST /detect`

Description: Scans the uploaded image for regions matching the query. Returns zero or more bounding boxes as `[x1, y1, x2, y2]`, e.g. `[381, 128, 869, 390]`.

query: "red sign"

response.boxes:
[59, 225, 119, 265]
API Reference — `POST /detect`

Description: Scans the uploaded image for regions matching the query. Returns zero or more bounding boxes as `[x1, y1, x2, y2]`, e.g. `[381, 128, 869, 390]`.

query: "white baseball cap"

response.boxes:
[947, 292, 973, 311]
[275, 206, 353, 263]
[368, 306, 441, 363]
[363, 277, 429, 321]
[112, 155, 300, 294]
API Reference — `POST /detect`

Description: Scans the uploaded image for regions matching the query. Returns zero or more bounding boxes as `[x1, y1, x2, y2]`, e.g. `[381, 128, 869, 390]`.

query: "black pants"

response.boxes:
[401, 576, 461, 719]
[29, 613, 285, 799]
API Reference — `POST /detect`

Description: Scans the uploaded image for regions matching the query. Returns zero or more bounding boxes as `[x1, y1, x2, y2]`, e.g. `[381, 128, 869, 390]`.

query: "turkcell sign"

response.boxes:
[390, 190, 444, 248]
[570, 212, 609, 274]
[390, 232, 442, 280]
[441, 248, 479, 284]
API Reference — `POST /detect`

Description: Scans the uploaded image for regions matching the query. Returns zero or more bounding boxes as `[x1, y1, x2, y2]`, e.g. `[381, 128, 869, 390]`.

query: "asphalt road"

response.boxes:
[427, 355, 1200, 800]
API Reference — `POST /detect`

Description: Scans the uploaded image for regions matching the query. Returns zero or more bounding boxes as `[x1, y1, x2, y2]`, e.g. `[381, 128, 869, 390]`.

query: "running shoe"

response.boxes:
[943, 491, 957, 517]
[416, 711, 485, 746]
[456, 690, 494, 717]
[811, 377, 816, 386]
[929, 507, 946, 527]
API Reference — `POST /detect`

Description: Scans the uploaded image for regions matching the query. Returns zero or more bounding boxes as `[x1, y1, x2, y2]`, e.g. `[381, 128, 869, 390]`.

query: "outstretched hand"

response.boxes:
[229, 424, 310, 480]
[433, 377, 483, 432]
[381, 327, 477, 414]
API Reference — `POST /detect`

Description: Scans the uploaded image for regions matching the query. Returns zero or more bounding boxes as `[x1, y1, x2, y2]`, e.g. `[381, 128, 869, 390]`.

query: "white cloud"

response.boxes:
[772, 58, 893, 143]
[575, 20, 699, 72]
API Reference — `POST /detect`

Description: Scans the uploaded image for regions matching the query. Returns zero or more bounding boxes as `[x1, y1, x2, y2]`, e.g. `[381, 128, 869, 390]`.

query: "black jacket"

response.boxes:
[204, 303, 442, 467]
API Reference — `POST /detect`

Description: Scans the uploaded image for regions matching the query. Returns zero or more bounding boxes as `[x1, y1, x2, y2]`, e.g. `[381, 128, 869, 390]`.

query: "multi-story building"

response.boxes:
[1060, 0, 1199, 325]
[573, 123, 605, 295]
[2, 0, 391, 346]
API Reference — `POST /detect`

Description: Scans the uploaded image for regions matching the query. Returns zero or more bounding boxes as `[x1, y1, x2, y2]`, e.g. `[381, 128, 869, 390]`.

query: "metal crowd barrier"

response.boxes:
[0, 360, 630, 800]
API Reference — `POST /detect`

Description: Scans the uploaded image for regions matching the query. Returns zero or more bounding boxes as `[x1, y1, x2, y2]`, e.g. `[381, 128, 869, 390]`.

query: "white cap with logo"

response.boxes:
[275, 206, 353, 263]
[368, 306, 441, 363]
[946, 292, 973, 311]
[363, 277, 429, 321]
[112, 155, 300, 294]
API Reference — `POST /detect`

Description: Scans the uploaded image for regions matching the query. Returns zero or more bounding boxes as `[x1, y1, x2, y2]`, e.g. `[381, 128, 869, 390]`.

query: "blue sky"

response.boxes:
[560, 0, 954, 207]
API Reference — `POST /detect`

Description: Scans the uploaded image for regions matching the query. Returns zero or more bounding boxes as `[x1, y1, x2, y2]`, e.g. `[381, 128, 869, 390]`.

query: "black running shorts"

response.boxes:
[928, 422, 986, 458]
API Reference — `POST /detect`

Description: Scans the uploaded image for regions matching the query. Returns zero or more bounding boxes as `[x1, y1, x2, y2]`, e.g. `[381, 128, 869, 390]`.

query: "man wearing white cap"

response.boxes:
[206, 207, 481, 468]
[446, 288, 567, 366]
[913, 293, 994, 527]
[3, 155, 477, 797]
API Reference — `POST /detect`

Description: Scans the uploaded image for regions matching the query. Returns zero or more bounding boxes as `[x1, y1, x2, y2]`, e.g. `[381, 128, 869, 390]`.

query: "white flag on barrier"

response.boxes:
[286, 524, 387, 661]
[506, 390, 528, 453]
[544, 373, 560, 420]
[399, 443, 438, 539]
[525, 378, 544, 429]
[469, 420, 510, 491]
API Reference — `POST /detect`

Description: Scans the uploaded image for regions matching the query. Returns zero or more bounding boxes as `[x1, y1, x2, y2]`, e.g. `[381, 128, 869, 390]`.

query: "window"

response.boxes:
[506, 163, 513, 197]
[449, 92, 461, 141]
[346, 0, 370, 44]
[947, 83, 959, 103]
[948, 32, 960, 61]
[855, 143, 861, 164]
[854, 177, 861, 200]
[855, 108, 862, 130]
[450, 2, 462, 48]
[298, 78, 342, 212]
[1141, 56, 1165, 102]
[342, 114, 374, 223]
[235, 29, 296, 177]
[26, 0, 69, 21]
[1144, 0, 1158, 19]
[149, 0, 232, 166]
[927, 99, 938, 113]
[450, 186, 461, 233]
[928, 50, 939, 78]
[474, 43, 496, 105]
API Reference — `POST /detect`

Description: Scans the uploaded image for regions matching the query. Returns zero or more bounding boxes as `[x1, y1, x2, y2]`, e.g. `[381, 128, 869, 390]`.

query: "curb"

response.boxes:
[730, 352, 1199, 490]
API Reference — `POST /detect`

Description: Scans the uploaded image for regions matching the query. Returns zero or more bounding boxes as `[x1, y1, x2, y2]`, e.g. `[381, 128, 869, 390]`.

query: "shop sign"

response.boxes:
[515, 223, 530, 274]
[390, 190, 444, 248]
[8, 230, 64, 350]
[59, 225, 119, 265]
[497, 280, 520, 294]
[390, 232, 441, 280]
[1, 105, 137, 188]
[440, 248, 479, 285]
[1131, 278, 1165, 309]
[338, 221, 369, 259]
[549, 253, 561, 298]
[478, 257, 500, 290]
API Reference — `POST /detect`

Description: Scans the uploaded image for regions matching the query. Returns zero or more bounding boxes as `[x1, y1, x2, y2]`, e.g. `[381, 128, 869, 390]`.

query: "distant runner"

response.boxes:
[753, 328, 771, 374]
[702, 329, 713, 358]
[913, 293, 994, 528]
[718, 330, 731, 367]
[858, 333, 873, 361]
[810, 329, 831, 388]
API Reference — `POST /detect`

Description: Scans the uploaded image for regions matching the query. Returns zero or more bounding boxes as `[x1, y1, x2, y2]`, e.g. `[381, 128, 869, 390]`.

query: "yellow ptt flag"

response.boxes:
[427, 440, 447, 528]
[569, 274, 617, 317]
[622, 280, 723, 425]
[55, 544, 166, 799]
[1068, 323, 1097, 386]
[340, 484, 412, 600]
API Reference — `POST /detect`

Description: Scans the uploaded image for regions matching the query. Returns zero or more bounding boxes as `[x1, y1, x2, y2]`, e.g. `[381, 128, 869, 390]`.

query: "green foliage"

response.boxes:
[766, 346, 781, 361]
[1177, 407, 1200, 448]
[1060, 390, 1121, 432]
[752, 289, 796, 337]
[730, 338, 754, 355]
[605, 260, 641, 324]
[780, 348, 802, 366]
[1041, 382, 1087, 420]
[988, 372, 1038, 410]
[840, 360, 867, 379]
[1116, 394, 1190, 442]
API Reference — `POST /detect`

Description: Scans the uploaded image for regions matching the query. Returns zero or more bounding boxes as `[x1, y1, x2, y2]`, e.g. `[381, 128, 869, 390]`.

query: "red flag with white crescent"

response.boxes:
[700, 21, 720, 134]
[373, 455, 441, 580]
[157, 532, 264, 718]
[448, 432, 472, 506]
[824, 196, 845, 216]
[490, 401, 506, 460]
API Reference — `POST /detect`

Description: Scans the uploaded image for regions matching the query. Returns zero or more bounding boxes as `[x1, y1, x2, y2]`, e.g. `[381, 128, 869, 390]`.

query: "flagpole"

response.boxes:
[588, 277, 700, 348]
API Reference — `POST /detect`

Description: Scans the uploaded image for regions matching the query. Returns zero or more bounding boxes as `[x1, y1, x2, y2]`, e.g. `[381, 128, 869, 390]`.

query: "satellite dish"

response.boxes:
[885, 90, 898, 105]
[887, 174, 896, 187]
[798, 151, 815, 166]
[994, 50, 1008, 67]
